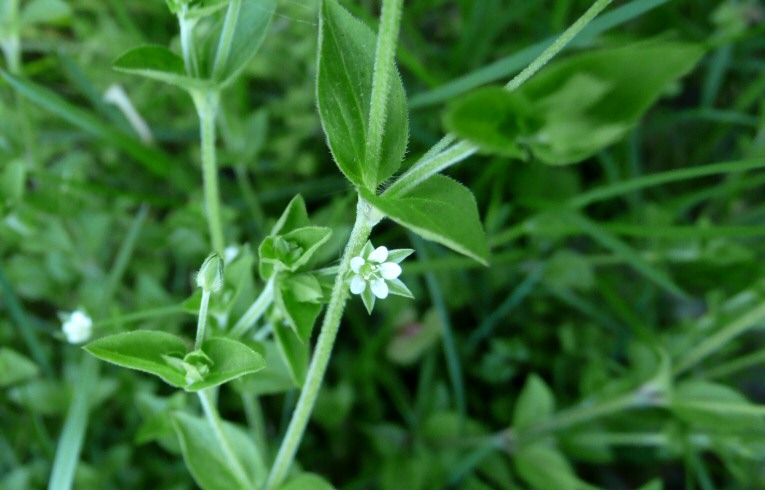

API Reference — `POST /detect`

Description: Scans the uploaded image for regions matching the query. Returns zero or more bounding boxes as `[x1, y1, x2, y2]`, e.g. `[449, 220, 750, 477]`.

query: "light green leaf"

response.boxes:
[259, 226, 332, 274]
[113, 45, 209, 91]
[275, 279, 323, 343]
[362, 175, 489, 264]
[0, 348, 39, 387]
[670, 380, 765, 431]
[172, 411, 264, 490]
[84, 331, 188, 388]
[215, 0, 275, 86]
[443, 86, 536, 158]
[273, 323, 308, 387]
[513, 374, 555, 431]
[186, 337, 266, 391]
[317, 0, 408, 188]
[515, 444, 597, 490]
[270, 195, 310, 236]
[279, 473, 337, 490]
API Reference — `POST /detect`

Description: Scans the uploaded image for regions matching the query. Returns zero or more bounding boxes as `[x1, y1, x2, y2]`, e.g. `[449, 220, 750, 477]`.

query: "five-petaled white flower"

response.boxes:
[349, 242, 414, 314]
[61, 309, 93, 344]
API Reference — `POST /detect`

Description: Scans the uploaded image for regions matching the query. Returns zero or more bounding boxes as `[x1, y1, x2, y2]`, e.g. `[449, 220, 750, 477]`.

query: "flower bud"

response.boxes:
[196, 252, 224, 293]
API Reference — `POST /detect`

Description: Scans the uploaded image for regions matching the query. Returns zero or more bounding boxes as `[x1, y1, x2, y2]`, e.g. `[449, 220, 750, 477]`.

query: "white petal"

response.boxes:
[368, 246, 388, 264]
[379, 262, 402, 280]
[350, 275, 367, 294]
[350, 256, 365, 273]
[370, 278, 389, 299]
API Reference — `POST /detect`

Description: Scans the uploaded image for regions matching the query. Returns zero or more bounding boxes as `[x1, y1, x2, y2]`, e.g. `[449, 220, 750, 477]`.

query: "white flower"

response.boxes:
[61, 309, 93, 344]
[349, 242, 414, 314]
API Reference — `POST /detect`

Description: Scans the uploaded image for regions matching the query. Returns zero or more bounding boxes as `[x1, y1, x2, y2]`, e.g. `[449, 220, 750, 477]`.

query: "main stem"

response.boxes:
[194, 90, 226, 254]
[265, 199, 374, 489]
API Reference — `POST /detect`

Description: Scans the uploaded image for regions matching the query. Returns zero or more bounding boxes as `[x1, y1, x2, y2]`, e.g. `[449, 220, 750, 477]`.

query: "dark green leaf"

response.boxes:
[186, 337, 266, 391]
[113, 45, 208, 91]
[279, 473, 336, 490]
[362, 175, 489, 264]
[84, 331, 188, 388]
[317, 0, 408, 188]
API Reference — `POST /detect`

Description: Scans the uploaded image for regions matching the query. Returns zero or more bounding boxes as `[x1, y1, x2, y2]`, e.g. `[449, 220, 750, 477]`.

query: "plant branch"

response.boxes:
[265, 198, 374, 489]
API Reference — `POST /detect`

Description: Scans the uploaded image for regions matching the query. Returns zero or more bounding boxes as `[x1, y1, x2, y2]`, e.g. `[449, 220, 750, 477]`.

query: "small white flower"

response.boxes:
[349, 242, 414, 314]
[61, 309, 93, 344]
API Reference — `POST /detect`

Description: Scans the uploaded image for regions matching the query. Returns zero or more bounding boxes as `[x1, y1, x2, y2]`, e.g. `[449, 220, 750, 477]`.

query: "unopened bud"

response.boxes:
[196, 252, 223, 292]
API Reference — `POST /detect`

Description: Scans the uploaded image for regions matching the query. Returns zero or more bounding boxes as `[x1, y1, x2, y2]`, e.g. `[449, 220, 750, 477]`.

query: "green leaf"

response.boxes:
[0, 348, 39, 387]
[317, 0, 408, 189]
[670, 380, 765, 431]
[113, 46, 209, 91]
[186, 337, 266, 391]
[513, 374, 555, 431]
[525, 42, 704, 165]
[232, 341, 296, 395]
[279, 474, 337, 490]
[172, 411, 264, 490]
[185, 0, 230, 19]
[84, 331, 188, 388]
[276, 282, 323, 342]
[515, 444, 596, 490]
[211, 0, 276, 87]
[259, 227, 332, 274]
[273, 323, 308, 387]
[270, 195, 310, 236]
[361, 175, 489, 264]
[636, 480, 663, 490]
[443, 86, 536, 158]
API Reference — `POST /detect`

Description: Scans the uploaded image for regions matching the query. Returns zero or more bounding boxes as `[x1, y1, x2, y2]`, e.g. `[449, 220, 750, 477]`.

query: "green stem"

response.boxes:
[674, 301, 765, 375]
[47, 355, 100, 490]
[193, 90, 226, 254]
[230, 275, 275, 338]
[265, 199, 374, 489]
[364, 0, 404, 187]
[178, 9, 199, 77]
[198, 390, 255, 488]
[385, 0, 613, 197]
[195, 290, 211, 350]
[212, 0, 242, 79]
[242, 393, 269, 462]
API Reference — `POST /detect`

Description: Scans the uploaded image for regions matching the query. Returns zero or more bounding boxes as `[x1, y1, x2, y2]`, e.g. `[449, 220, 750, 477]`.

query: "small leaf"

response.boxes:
[273, 324, 308, 387]
[513, 374, 555, 431]
[172, 411, 264, 490]
[113, 46, 210, 91]
[0, 348, 39, 387]
[670, 380, 765, 431]
[84, 331, 188, 388]
[317, 0, 408, 188]
[185, 337, 266, 391]
[443, 86, 536, 158]
[279, 473, 337, 490]
[211, 0, 276, 87]
[361, 175, 489, 264]
[259, 227, 332, 273]
[271, 195, 310, 236]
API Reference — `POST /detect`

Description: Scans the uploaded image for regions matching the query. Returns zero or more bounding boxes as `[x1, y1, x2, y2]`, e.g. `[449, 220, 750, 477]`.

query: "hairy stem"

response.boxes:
[193, 90, 226, 254]
[265, 199, 374, 489]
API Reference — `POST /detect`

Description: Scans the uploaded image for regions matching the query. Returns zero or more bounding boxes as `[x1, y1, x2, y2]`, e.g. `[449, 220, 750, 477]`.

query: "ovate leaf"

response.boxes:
[113, 46, 209, 91]
[172, 411, 264, 490]
[317, 0, 408, 188]
[671, 380, 765, 431]
[84, 331, 188, 388]
[513, 374, 555, 431]
[186, 338, 266, 391]
[515, 444, 596, 490]
[361, 175, 489, 264]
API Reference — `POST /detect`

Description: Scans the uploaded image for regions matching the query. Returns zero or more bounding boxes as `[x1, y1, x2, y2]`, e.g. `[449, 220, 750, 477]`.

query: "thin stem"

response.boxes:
[198, 390, 254, 488]
[195, 290, 211, 350]
[178, 9, 199, 77]
[230, 275, 275, 338]
[193, 90, 226, 254]
[385, 0, 613, 196]
[265, 199, 374, 489]
[213, 0, 242, 79]
[242, 393, 269, 462]
[364, 0, 404, 187]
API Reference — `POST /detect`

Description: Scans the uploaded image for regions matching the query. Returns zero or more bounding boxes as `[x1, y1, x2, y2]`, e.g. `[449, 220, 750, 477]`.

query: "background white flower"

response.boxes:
[61, 309, 93, 344]
[349, 242, 414, 314]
